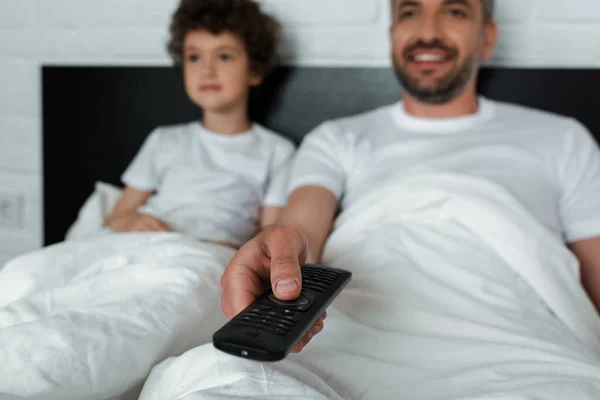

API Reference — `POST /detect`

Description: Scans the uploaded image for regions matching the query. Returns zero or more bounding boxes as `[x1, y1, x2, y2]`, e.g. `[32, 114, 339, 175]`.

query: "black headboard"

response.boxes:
[42, 66, 600, 246]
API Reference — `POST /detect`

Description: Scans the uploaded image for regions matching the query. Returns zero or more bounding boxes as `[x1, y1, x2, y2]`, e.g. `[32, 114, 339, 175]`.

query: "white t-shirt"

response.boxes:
[122, 121, 296, 246]
[289, 97, 600, 243]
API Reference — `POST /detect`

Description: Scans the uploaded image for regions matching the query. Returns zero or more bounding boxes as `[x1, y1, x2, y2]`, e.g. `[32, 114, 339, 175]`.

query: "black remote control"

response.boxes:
[213, 264, 352, 362]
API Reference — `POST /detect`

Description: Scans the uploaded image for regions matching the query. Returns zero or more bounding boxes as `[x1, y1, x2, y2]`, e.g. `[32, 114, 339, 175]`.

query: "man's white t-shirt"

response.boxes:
[288, 97, 600, 243]
[122, 121, 296, 246]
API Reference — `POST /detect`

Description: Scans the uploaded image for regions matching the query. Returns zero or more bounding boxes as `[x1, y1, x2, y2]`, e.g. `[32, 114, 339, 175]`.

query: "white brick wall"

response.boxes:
[0, 0, 598, 262]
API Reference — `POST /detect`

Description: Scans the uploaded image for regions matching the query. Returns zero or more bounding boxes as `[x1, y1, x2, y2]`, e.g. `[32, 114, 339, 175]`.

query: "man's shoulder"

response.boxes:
[489, 98, 577, 128]
[487, 98, 595, 153]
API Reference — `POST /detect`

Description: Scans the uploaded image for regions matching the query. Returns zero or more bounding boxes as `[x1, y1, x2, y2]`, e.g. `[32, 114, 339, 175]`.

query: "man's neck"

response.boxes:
[402, 85, 480, 119]
[202, 106, 252, 135]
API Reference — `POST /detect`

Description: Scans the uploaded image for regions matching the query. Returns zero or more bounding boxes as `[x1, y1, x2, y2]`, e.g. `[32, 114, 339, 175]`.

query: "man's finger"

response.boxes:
[291, 339, 304, 353]
[221, 263, 265, 319]
[290, 321, 324, 354]
[225, 235, 271, 281]
[221, 236, 273, 318]
[313, 319, 325, 331]
[266, 227, 307, 300]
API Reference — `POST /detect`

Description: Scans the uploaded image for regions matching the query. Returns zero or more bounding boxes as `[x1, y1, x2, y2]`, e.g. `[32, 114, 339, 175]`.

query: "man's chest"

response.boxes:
[344, 135, 563, 237]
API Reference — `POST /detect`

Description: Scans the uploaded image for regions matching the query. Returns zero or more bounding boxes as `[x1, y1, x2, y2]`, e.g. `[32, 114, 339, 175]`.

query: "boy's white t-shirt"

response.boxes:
[288, 97, 600, 243]
[122, 121, 296, 246]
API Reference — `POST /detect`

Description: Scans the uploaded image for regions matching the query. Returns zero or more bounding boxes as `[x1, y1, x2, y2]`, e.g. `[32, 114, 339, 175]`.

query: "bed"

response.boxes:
[0, 65, 598, 400]
[42, 66, 600, 245]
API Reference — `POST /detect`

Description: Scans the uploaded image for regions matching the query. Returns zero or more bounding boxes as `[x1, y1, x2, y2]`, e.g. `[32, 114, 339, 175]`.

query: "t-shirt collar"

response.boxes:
[391, 96, 495, 134]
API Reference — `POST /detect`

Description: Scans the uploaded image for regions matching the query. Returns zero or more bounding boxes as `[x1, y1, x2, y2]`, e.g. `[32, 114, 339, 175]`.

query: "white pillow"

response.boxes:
[65, 181, 123, 241]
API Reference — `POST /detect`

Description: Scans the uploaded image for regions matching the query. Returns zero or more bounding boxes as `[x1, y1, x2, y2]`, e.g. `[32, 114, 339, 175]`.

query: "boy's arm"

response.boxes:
[105, 186, 168, 232]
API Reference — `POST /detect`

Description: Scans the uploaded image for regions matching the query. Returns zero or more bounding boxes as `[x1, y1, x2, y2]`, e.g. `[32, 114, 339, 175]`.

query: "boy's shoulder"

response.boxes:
[253, 123, 296, 151]
[147, 121, 199, 144]
[153, 121, 198, 135]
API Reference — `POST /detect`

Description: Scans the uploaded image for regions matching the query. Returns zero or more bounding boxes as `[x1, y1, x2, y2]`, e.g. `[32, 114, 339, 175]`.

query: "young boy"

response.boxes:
[105, 0, 295, 249]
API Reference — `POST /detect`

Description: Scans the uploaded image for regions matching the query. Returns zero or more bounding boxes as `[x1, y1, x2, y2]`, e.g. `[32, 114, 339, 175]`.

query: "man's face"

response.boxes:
[390, 0, 497, 105]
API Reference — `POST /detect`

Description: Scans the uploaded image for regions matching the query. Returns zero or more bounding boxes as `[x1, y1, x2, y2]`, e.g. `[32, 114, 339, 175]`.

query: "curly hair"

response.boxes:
[167, 0, 282, 75]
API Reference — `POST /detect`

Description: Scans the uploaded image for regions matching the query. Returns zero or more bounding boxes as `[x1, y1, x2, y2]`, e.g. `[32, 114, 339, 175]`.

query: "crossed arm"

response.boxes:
[105, 186, 169, 232]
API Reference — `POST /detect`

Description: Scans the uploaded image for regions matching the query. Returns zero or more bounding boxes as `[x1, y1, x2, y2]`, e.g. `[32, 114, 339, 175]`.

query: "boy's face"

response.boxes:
[183, 30, 262, 114]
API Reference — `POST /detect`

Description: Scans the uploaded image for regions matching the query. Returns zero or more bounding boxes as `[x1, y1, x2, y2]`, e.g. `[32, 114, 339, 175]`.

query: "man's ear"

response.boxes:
[481, 21, 498, 61]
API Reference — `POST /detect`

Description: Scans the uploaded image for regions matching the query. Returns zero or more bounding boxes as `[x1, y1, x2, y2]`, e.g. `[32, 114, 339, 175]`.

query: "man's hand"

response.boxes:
[220, 225, 327, 353]
[107, 212, 170, 233]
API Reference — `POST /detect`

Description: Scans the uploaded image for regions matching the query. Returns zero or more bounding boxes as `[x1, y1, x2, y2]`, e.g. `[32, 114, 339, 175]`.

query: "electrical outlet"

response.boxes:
[0, 193, 24, 229]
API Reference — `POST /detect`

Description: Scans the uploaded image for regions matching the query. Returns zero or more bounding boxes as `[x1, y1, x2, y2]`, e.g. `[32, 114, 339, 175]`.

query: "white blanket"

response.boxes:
[0, 232, 234, 400]
[139, 172, 600, 400]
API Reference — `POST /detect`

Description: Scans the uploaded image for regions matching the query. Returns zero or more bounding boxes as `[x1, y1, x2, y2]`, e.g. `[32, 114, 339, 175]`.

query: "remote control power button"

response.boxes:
[269, 293, 310, 306]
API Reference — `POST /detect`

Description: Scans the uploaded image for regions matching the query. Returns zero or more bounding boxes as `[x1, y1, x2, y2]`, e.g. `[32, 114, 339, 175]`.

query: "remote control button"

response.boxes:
[268, 293, 310, 307]
[282, 309, 295, 316]
[260, 304, 272, 311]
[236, 321, 280, 336]
[275, 318, 294, 327]
[302, 281, 330, 292]
[260, 319, 291, 332]
[244, 329, 259, 338]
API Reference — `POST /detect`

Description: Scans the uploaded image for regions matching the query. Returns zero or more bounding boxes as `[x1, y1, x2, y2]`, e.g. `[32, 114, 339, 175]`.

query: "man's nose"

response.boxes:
[418, 15, 443, 43]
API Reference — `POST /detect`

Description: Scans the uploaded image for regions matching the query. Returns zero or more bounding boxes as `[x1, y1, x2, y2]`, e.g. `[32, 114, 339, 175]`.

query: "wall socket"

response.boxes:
[0, 193, 24, 229]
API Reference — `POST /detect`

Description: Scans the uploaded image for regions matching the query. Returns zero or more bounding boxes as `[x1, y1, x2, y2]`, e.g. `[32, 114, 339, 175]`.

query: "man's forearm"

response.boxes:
[570, 237, 600, 313]
[277, 186, 338, 264]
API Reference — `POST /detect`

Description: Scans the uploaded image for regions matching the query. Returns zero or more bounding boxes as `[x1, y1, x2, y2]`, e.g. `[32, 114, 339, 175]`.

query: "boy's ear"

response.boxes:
[249, 68, 264, 87]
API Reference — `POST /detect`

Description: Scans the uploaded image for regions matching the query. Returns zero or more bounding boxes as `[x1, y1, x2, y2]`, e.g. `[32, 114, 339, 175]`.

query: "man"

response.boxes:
[221, 0, 600, 353]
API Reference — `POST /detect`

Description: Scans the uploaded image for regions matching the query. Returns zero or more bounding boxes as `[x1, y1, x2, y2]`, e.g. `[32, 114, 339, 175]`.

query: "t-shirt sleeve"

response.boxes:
[263, 139, 296, 207]
[557, 119, 600, 243]
[286, 122, 348, 200]
[121, 128, 162, 191]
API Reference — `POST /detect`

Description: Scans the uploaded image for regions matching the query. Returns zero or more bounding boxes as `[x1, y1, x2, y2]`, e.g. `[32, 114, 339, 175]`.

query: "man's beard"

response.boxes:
[393, 40, 479, 105]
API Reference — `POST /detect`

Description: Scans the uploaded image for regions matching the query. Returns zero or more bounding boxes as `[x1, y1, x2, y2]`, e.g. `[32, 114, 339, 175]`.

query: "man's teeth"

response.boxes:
[414, 53, 444, 62]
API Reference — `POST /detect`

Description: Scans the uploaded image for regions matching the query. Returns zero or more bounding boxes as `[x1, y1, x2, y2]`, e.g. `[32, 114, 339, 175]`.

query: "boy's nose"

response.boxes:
[200, 61, 217, 77]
